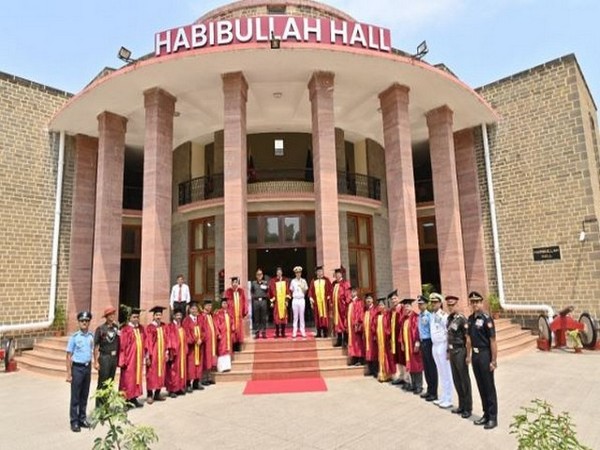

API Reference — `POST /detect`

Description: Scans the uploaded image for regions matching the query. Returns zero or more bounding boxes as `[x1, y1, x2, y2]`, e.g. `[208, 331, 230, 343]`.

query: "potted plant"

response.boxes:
[52, 303, 67, 336]
[488, 293, 501, 319]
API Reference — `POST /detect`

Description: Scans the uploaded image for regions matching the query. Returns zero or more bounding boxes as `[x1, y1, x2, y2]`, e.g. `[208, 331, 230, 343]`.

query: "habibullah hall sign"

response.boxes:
[1, 0, 599, 337]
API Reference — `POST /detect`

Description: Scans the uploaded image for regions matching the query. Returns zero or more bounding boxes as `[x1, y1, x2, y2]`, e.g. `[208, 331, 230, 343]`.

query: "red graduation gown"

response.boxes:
[347, 298, 365, 358]
[225, 287, 248, 344]
[118, 324, 145, 400]
[308, 276, 332, 329]
[165, 321, 187, 393]
[214, 309, 234, 356]
[401, 312, 424, 373]
[331, 279, 351, 333]
[390, 306, 404, 364]
[363, 307, 377, 362]
[268, 277, 290, 325]
[182, 314, 203, 381]
[145, 322, 168, 391]
[373, 310, 396, 382]
[202, 312, 217, 370]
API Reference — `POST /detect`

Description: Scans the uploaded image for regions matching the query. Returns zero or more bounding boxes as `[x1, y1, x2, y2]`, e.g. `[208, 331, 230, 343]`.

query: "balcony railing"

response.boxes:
[177, 170, 382, 206]
[337, 171, 381, 201]
[178, 174, 224, 206]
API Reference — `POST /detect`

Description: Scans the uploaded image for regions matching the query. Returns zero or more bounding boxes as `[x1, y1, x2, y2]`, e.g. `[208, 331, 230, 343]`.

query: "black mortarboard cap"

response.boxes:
[400, 298, 416, 304]
[315, 265, 323, 272]
[365, 293, 374, 299]
[149, 306, 166, 313]
[130, 307, 142, 315]
[203, 298, 213, 305]
[230, 276, 240, 283]
[387, 289, 398, 300]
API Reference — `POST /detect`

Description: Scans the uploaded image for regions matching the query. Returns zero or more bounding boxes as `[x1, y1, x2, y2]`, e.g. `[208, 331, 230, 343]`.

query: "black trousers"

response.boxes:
[420, 339, 438, 396]
[70, 363, 91, 425]
[449, 347, 472, 412]
[472, 348, 498, 419]
[253, 298, 268, 333]
[97, 354, 117, 389]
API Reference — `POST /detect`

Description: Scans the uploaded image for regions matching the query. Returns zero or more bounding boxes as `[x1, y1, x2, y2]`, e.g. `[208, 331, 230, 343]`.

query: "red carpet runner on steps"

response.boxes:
[242, 328, 328, 395]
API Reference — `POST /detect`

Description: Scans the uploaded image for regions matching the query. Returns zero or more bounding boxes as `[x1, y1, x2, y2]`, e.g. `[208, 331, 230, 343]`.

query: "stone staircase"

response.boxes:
[15, 319, 536, 380]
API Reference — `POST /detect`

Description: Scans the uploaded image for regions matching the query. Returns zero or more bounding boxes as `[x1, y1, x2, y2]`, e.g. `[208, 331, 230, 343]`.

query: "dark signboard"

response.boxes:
[533, 246, 561, 261]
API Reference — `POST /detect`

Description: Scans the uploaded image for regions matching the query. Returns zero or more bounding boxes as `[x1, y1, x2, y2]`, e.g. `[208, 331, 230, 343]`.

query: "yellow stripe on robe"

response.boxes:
[134, 328, 142, 385]
[276, 281, 287, 320]
[178, 327, 186, 379]
[225, 313, 231, 352]
[391, 311, 397, 354]
[347, 302, 354, 348]
[333, 284, 340, 326]
[364, 311, 371, 353]
[315, 280, 326, 318]
[194, 326, 201, 365]
[377, 315, 387, 381]
[403, 319, 410, 364]
[157, 327, 164, 378]
[234, 291, 240, 330]
[207, 315, 216, 357]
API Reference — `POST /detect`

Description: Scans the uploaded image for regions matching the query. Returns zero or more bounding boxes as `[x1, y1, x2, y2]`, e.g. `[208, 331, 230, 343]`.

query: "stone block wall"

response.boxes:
[476, 54, 600, 317]
[0, 72, 73, 336]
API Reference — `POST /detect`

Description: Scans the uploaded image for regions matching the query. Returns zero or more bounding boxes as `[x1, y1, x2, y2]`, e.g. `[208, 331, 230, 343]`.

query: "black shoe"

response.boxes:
[451, 407, 463, 414]
[71, 424, 81, 433]
[425, 395, 437, 402]
[209, 380, 216, 385]
[153, 392, 165, 401]
[262, 332, 267, 339]
[186, 386, 194, 393]
[79, 420, 91, 429]
[420, 392, 429, 399]
[196, 384, 205, 390]
[176, 390, 186, 396]
[316, 330, 322, 338]
[391, 378, 405, 386]
[474, 417, 488, 426]
[484, 419, 497, 430]
[201, 381, 210, 386]
[461, 411, 472, 419]
[255, 332, 260, 339]
[169, 392, 177, 398]
[130, 398, 143, 408]
[413, 388, 423, 395]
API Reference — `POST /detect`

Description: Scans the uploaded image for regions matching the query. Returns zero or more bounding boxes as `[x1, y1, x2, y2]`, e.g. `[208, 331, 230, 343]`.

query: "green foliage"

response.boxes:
[488, 293, 501, 313]
[567, 330, 583, 349]
[91, 379, 159, 450]
[421, 283, 435, 298]
[510, 399, 590, 450]
[52, 303, 66, 333]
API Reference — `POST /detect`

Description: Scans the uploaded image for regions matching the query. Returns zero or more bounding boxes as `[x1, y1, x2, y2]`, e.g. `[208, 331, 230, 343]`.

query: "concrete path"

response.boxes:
[1, 349, 599, 450]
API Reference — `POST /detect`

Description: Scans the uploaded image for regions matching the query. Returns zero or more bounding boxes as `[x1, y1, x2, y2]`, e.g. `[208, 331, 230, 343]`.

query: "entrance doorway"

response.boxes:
[119, 225, 142, 323]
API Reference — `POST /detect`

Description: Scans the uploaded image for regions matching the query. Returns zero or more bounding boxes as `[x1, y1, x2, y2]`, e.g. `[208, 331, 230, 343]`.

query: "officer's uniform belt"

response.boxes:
[448, 343, 465, 349]
[100, 350, 118, 356]
[472, 347, 490, 354]
[72, 361, 91, 367]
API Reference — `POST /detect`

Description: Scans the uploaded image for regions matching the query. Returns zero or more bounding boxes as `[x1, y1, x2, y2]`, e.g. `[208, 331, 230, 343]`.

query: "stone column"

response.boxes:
[222, 72, 248, 286]
[140, 88, 176, 313]
[455, 129, 489, 295]
[426, 105, 468, 306]
[379, 84, 421, 296]
[309, 71, 341, 273]
[67, 135, 97, 331]
[91, 112, 127, 324]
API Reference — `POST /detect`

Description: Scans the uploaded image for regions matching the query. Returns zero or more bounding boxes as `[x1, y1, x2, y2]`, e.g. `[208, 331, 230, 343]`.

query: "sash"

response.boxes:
[377, 315, 385, 379]
[207, 315, 216, 357]
[391, 311, 397, 354]
[234, 291, 240, 331]
[134, 328, 142, 385]
[364, 310, 371, 353]
[178, 327, 186, 379]
[157, 327, 164, 378]
[275, 280, 287, 320]
[347, 302, 354, 348]
[225, 313, 231, 352]
[403, 318, 410, 364]
[315, 279, 326, 318]
[193, 325, 201, 366]
[333, 284, 340, 327]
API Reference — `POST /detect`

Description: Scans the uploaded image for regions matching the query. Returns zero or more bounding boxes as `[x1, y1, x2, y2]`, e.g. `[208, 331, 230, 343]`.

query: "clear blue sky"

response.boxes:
[1, 0, 598, 104]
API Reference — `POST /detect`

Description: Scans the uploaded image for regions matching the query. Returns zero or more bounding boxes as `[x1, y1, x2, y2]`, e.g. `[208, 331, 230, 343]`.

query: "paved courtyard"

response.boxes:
[1, 350, 599, 450]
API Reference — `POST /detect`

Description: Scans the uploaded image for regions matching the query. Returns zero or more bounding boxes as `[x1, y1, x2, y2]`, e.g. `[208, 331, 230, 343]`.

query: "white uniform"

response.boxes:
[290, 278, 308, 338]
[431, 309, 453, 407]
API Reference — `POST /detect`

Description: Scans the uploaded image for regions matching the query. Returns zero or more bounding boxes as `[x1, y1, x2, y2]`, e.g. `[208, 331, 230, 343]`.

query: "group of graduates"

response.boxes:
[311, 267, 499, 430]
[101, 287, 249, 408]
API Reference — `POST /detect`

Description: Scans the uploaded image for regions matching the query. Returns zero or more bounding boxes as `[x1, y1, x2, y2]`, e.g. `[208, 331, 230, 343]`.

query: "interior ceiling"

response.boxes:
[50, 45, 497, 150]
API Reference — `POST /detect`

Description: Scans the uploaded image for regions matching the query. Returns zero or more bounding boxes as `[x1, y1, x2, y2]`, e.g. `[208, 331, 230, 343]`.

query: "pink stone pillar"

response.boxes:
[455, 129, 489, 295]
[67, 135, 97, 332]
[223, 72, 248, 286]
[91, 112, 127, 326]
[426, 106, 468, 308]
[308, 72, 341, 273]
[140, 88, 176, 313]
[379, 84, 421, 297]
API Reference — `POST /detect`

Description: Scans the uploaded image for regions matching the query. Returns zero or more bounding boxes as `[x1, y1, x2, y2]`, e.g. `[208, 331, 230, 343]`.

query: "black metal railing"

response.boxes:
[177, 170, 382, 206]
[123, 186, 143, 210]
[248, 168, 314, 183]
[178, 174, 224, 206]
[337, 171, 381, 201]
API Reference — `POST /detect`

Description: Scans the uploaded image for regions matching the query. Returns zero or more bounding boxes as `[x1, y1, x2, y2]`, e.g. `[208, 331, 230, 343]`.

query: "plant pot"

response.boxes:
[492, 312, 500, 320]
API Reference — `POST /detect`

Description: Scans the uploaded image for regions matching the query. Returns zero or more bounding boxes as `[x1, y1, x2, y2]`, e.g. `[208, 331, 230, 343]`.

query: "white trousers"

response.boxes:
[432, 341, 453, 404]
[292, 298, 306, 337]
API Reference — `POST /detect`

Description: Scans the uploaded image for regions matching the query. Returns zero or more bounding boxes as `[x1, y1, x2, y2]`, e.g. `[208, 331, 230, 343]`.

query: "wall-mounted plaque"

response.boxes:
[533, 246, 561, 261]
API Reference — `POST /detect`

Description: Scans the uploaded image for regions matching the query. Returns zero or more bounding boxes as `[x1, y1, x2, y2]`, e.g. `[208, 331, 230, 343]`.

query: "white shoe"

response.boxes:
[433, 399, 441, 405]
[438, 402, 452, 409]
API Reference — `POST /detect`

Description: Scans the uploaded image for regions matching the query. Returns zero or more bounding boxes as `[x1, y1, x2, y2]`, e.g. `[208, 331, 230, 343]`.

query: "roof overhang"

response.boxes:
[50, 42, 498, 148]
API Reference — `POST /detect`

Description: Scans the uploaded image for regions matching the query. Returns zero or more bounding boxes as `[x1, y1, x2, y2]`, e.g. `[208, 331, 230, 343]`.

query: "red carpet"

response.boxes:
[242, 327, 327, 394]
[243, 377, 327, 395]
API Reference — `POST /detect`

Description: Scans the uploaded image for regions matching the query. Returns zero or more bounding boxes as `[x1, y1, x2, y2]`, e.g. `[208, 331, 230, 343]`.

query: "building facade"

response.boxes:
[0, 0, 598, 335]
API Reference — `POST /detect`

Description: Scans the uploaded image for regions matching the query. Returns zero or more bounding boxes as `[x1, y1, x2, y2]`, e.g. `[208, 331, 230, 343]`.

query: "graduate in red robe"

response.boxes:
[214, 298, 234, 372]
[201, 299, 218, 386]
[400, 297, 424, 393]
[268, 267, 290, 338]
[182, 302, 204, 392]
[145, 306, 169, 404]
[363, 294, 377, 377]
[346, 287, 365, 365]
[388, 291, 407, 386]
[373, 298, 396, 382]
[118, 308, 145, 408]
[331, 267, 351, 347]
[308, 265, 333, 338]
[225, 277, 248, 351]
[165, 308, 187, 397]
